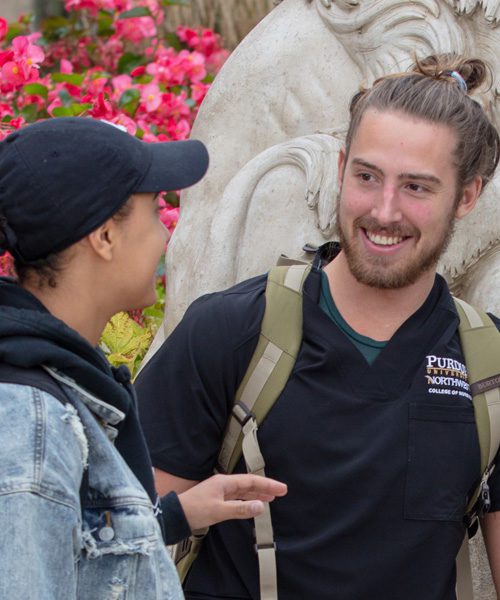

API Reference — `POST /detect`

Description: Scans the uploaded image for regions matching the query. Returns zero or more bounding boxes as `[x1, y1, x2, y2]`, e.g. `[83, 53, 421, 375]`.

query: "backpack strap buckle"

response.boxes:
[254, 541, 277, 553]
[232, 401, 255, 427]
[478, 479, 491, 516]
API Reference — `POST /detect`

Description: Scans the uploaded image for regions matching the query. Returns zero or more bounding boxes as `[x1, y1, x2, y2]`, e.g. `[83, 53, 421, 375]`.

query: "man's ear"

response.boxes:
[86, 218, 117, 261]
[455, 175, 482, 219]
[337, 147, 346, 188]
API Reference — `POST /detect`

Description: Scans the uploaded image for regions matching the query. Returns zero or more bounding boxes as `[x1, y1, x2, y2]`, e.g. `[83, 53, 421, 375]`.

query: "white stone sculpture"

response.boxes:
[148, 2, 500, 596]
[154, 0, 500, 348]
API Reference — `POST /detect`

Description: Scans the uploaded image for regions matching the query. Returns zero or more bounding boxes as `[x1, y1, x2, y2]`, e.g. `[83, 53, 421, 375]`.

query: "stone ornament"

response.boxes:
[151, 0, 500, 361]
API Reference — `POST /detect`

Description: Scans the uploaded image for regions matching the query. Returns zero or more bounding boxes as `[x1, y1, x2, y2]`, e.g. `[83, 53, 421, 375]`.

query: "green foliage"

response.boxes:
[100, 312, 153, 378]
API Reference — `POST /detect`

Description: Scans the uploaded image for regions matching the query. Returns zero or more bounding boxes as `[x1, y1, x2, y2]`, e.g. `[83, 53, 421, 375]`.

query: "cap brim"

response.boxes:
[136, 139, 209, 193]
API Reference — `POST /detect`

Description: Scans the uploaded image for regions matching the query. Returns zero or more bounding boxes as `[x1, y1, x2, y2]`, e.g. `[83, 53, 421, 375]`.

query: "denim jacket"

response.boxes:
[0, 366, 183, 600]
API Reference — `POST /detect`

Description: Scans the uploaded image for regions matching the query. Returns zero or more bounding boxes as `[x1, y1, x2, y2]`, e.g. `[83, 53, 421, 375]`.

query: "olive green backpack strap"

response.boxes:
[217, 263, 311, 473]
[453, 297, 500, 600]
[215, 263, 311, 600]
[174, 264, 311, 594]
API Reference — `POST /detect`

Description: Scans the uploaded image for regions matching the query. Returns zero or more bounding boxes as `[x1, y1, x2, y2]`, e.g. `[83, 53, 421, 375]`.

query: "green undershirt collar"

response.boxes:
[319, 271, 387, 365]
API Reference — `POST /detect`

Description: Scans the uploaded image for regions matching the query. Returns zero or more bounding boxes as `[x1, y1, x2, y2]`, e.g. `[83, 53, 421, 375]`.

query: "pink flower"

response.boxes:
[0, 50, 14, 68]
[130, 66, 146, 78]
[1, 62, 25, 87]
[191, 82, 209, 105]
[12, 36, 45, 79]
[176, 27, 199, 48]
[111, 113, 137, 135]
[146, 59, 172, 85]
[64, 0, 130, 16]
[47, 96, 63, 116]
[0, 18, 8, 43]
[167, 117, 190, 141]
[206, 48, 229, 72]
[64, 0, 108, 14]
[6, 116, 25, 130]
[0, 103, 14, 119]
[141, 82, 161, 112]
[60, 58, 74, 74]
[112, 74, 132, 98]
[158, 91, 190, 120]
[159, 205, 180, 232]
[88, 92, 116, 119]
[176, 26, 228, 72]
[172, 50, 206, 84]
[114, 16, 156, 44]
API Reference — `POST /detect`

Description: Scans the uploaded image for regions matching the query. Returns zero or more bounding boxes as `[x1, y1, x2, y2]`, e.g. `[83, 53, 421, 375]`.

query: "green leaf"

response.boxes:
[117, 53, 145, 75]
[20, 103, 39, 123]
[119, 88, 140, 106]
[133, 74, 154, 85]
[70, 103, 93, 116]
[185, 98, 196, 108]
[162, 191, 179, 208]
[90, 70, 109, 80]
[118, 7, 152, 19]
[100, 312, 152, 378]
[40, 16, 72, 40]
[51, 72, 85, 86]
[164, 32, 183, 51]
[97, 12, 115, 36]
[52, 106, 75, 117]
[202, 73, 215, 84]
[119, 88, 141, 117]
[142, 306, 164, 320]
[6, 23, 25, 43]
[23, 83, 49, 99]
[162, 0, 190, 6]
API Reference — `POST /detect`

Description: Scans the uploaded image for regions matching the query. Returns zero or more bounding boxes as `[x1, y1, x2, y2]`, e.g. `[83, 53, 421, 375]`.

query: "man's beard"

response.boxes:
[335, 194, 456, 290]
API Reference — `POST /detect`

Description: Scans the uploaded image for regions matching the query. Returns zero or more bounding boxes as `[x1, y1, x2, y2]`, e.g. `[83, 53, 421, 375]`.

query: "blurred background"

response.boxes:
[2, 0, 277, 48]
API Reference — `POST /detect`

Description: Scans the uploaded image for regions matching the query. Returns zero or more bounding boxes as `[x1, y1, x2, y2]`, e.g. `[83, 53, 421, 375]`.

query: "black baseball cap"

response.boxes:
[0, 117, 209, 262]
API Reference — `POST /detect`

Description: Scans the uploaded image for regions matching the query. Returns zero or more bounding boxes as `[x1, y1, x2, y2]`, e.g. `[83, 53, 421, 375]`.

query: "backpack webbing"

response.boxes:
[217, 263, 311, 474]
[175, 267, 500, 600]
[174, 264, 311, 593]
[454, 298, 500, 600]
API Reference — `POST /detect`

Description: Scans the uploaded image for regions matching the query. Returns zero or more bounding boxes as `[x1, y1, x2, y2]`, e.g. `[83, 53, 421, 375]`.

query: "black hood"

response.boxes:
[0, 277, 156, 503]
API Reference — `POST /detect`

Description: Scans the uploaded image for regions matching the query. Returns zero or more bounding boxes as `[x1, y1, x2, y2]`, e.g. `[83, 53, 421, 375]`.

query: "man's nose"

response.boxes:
[370, 185, 403, 224]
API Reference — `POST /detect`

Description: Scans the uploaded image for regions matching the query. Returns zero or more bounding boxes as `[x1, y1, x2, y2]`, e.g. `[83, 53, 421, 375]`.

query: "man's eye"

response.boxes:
[407, 183, 426, 193]
[358, 172, 374, 182]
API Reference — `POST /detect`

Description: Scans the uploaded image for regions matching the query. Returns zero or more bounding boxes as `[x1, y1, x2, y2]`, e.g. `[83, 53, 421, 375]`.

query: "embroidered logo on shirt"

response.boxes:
[425, 355, 471, 401]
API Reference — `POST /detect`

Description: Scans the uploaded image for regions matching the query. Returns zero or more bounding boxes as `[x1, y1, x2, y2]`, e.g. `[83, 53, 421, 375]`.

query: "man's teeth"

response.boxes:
[366, 231, 404, 246]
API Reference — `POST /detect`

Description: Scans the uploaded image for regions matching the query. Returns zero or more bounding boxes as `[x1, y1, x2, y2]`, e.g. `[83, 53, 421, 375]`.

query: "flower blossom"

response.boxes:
[0, 35, 45, 91]
[64, 0, 130, 15]
[12, 35, 45, 78]
[141, 82, 162, 112]
[114, 16, 156, 44]
[0, 18, 8, 43]
[159, 205, 180, 233]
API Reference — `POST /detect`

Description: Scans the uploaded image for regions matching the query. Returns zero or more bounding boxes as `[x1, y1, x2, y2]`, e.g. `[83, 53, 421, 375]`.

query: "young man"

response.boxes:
[0, 117, 287, 599]
[136, 55, 500, 599]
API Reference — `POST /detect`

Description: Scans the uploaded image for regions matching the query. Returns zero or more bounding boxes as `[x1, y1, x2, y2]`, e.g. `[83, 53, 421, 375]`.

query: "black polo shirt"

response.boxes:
[136, 267, 500, 600]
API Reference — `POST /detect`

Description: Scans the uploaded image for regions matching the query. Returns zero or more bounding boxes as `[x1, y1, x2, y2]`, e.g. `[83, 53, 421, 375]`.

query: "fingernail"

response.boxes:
[251, 501, 264, 515]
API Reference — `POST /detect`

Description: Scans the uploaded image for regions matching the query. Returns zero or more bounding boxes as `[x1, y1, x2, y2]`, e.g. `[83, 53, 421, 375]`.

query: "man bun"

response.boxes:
[413, 54, 490, 94]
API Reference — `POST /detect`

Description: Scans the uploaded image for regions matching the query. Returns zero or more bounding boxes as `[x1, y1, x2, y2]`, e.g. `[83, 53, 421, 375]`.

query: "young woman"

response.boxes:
[0, 117, 286, 599]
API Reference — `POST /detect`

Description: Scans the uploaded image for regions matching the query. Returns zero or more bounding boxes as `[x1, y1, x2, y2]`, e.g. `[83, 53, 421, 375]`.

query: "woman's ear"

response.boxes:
[86, 218, 117, 261]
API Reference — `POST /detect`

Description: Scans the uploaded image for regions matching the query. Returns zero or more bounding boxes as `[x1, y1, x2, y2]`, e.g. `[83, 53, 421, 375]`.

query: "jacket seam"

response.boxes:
[0, 485, 80, 512]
